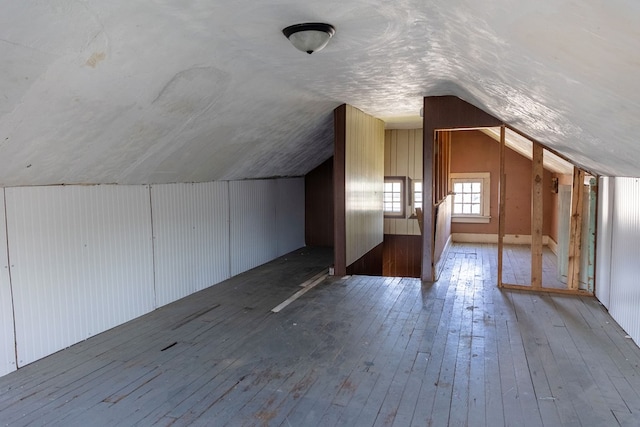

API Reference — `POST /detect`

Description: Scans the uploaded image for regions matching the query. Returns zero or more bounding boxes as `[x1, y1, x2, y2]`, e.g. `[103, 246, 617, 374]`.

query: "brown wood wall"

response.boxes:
[305, 157, 334, 247]
[382, 235, 422, 278]
[346, 242, 383, 276]
[450, 130, 556, 237]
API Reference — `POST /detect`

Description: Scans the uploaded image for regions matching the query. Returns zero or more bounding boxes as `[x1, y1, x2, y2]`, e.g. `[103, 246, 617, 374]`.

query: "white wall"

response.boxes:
[229, 180, 278, 276]
[0, 178, 305, 372]
[601, 177, 640, 345]
[595, 177, 614, 308]
[151, 182, 230, 307]
[0, 189, 17, 376]
[5, 185, 155, 366]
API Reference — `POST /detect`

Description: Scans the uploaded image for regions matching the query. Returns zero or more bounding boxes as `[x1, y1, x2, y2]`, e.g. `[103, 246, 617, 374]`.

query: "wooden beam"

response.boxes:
[567, 167, 585, 290]
[333, 104, 347, 276]
[497, 126, 506, 288]
[531, 143, 544, 289]
[499, 283, 593, 296]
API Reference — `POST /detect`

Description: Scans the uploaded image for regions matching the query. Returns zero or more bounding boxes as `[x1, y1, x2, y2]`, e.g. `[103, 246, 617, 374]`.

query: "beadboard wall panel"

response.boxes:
[0, 190, 16, 376]
[609, 177, 640, 345]
[595, 177, 614, 309]
[384, 129, 423, 236]
[276, 178, 305, 257]
[344, 105, 385, 266]
[151, 182, 230, 307]
[229, 180, 278, 276]
[5, 185, 155, 367]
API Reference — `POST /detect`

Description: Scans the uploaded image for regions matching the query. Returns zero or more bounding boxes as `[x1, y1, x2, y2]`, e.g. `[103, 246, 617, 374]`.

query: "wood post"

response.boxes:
[567, 167, 585, 290]
[531, 143, 544, 289]
[497, 126, 506, 288]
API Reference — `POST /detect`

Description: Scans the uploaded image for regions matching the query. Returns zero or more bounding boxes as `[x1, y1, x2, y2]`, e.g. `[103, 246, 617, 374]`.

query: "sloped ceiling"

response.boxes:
[0, 0, 638, 186]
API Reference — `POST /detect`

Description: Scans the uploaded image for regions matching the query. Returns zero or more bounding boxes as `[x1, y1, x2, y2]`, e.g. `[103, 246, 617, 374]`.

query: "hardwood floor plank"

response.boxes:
[2, 244, 640, 426]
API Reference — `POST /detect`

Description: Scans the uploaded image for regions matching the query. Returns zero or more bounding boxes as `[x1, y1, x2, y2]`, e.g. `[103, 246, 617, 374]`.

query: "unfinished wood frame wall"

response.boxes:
[423, 96, 595, 296]
[497, 136, 594, 296]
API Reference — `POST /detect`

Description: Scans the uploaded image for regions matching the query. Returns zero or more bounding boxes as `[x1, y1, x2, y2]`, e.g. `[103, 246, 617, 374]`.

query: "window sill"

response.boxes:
[452, 215, 491, 224]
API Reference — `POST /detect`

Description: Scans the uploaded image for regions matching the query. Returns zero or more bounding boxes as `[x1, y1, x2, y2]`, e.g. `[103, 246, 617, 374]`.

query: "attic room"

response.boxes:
[1, 1, 640, 425]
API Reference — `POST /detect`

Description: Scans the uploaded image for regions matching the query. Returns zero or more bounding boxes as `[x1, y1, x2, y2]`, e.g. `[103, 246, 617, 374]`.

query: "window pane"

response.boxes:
[454, 183, 463, 193]
[472, 182, 481, 192]
[463, 194, 471, 203]
[472, 194, 480, 203]
[462, 204, 471, 214]
[415, 182, 422, 192]
[392, 182, 400, 192]
[463, 183, 472, 192]
[471, 204, 481, 214]
[454, 203, 463, 214]
[384, 182, 393, 192]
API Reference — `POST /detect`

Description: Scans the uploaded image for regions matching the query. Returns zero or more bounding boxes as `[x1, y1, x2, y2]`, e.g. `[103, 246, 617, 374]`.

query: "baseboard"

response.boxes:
[452, 233, 551, 246]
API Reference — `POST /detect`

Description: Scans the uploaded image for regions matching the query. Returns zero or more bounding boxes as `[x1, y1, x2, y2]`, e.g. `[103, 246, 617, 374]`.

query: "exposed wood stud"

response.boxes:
[567, 167, 585, 290]
[497, 125, 506, 288]
[531, 143, 544, 289]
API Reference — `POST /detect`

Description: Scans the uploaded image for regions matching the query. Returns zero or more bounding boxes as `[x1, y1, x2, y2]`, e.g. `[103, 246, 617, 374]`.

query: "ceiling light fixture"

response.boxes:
[282, 23, 335, 54]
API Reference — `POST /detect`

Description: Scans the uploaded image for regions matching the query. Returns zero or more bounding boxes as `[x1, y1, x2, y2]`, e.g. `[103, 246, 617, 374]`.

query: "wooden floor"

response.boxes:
[2, 244, 640, 426]
[501, 244, 567, 289]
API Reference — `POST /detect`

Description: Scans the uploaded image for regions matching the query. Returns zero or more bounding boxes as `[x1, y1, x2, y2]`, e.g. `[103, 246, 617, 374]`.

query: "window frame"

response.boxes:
[449, 172, 491, 223]
[383, 176, 406, 218]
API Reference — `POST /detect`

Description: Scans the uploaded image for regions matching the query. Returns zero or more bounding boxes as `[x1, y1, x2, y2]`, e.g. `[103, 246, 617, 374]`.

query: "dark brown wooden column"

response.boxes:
[333, 104, 347, 276]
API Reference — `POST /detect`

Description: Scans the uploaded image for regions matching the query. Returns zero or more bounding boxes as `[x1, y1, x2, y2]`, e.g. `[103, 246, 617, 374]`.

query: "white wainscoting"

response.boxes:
[595, 177, 614, 309]
[229, 180, 278, 276]
[608, 177, 640, 345]
[0, 189, 17, 376]
[0, 178, 306, 373]
[5, 185, 155, 367]
[151, 182, 230, 307]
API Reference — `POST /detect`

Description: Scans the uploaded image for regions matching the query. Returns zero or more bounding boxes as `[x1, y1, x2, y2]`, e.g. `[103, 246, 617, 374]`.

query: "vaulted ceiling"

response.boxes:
[1, 1, 638, 186]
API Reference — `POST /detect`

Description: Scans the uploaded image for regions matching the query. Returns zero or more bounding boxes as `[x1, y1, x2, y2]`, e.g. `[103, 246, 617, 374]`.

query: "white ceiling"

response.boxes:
[1, 0, 638, 186]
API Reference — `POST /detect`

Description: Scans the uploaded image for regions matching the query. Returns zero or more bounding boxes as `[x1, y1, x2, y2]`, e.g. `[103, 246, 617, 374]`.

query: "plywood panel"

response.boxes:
[229, 180, 278, 276]
[6, 185, 155, 367]
[151, 182, 230, 308]
[276, 178, 305, 256]
[344, 105, 385, 266]
[0, 189, 17, 376]
[609, 177, 640, 344]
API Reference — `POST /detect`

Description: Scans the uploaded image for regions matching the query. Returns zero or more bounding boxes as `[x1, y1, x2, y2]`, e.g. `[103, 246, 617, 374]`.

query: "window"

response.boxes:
[384, 177, 405, 217]
[450, 173, 490, 223]
[413, 180, 423, 210]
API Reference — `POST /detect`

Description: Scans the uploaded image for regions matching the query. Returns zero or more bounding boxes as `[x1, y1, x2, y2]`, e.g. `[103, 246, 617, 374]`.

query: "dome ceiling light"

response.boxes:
[282, 23, 336, 54]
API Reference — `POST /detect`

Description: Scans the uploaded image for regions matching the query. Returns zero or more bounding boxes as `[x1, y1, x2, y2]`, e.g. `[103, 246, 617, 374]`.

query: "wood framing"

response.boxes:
[567, 167, 585, 290]
[497, 125, 506, 288]
[531, 142, 544, 289]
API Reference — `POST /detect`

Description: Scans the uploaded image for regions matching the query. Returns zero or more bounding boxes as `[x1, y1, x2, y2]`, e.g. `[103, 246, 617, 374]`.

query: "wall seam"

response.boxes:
[2, 188, 18, 369]
[148, 185, 158, 309]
